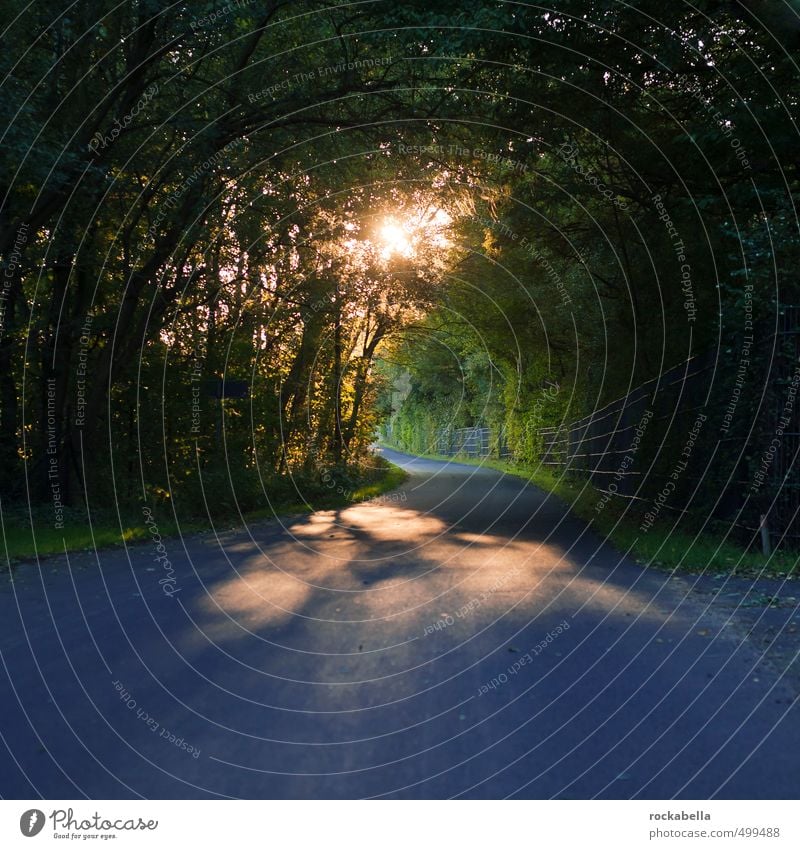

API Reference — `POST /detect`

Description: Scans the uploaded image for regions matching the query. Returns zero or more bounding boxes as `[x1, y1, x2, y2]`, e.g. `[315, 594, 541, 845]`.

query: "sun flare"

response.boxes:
[378, 219, 414, 258]
[376, 208, 452, 260]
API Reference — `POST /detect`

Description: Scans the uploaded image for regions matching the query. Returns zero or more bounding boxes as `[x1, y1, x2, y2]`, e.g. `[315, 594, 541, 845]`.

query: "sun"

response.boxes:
[378, 218, 414, 258]
[373, 206, 453, 261]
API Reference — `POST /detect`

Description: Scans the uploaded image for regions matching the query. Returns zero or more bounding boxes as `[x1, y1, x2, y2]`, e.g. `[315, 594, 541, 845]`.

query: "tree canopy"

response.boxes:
[0, 1, 796, 536]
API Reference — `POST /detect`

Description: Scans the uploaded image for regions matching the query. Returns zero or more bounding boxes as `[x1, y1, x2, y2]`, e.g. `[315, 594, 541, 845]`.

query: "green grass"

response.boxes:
[1, 458, 408, 568]
[1, 506, 163, 564]
[349, 462, 408, 502]
[381, 443, 798, 579]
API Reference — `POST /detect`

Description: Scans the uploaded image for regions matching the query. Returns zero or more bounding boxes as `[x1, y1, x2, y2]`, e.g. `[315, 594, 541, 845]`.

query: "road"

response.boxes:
[1, 447, 798, 799]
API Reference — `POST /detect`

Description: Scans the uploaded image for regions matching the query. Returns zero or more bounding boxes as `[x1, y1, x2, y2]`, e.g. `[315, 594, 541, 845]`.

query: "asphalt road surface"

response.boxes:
[1, 448, 798, 799]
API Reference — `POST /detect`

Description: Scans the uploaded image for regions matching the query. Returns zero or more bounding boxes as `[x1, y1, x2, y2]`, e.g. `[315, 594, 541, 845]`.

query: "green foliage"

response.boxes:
[1, 0, 798, 556]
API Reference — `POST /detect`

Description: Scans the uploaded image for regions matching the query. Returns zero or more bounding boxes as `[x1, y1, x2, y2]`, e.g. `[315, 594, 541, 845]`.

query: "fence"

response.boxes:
[435, 426, 492, 458]
[538, 354, 714, 497]
[432, 309, 800, 549]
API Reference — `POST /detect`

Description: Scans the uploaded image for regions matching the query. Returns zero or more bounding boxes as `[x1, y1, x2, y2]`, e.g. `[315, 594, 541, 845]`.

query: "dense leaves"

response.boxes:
[0, 1, 797, 537]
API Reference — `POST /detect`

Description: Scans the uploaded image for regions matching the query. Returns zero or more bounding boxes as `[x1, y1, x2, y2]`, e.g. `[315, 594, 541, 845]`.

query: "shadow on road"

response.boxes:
[1, 448, 797, 799]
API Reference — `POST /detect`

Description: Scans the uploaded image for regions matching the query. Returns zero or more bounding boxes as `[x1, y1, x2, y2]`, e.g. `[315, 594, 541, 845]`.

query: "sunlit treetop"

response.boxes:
[373, 205, 453, 262]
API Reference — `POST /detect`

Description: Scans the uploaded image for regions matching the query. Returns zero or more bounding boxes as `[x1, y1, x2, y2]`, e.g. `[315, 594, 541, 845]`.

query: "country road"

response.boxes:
[1, 448, 798, 799]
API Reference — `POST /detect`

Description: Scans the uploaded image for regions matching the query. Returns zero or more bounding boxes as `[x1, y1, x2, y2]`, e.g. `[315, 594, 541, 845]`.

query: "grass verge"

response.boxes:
[380, 443, 797, 579]
[1, 457, 408, 568]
